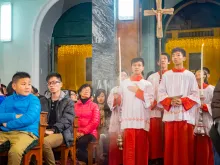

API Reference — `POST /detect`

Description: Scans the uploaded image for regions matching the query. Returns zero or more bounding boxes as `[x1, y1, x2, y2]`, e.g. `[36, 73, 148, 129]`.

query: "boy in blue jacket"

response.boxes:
[0, 72, 41, 165]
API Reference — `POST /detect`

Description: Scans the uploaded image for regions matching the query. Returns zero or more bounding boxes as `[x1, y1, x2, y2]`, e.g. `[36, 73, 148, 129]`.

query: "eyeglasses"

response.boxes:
[47, 81, 61, 86]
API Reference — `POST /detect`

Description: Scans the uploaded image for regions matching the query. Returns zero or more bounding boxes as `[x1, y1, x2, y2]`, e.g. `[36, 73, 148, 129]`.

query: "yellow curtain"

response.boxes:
[165, 37, 220, 85]
[57, 45, 92, 91]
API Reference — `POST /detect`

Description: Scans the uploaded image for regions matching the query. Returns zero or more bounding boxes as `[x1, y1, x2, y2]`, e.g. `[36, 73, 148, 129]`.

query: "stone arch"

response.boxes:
[164, 0, 220, 33]
[32, 0, 91, 91]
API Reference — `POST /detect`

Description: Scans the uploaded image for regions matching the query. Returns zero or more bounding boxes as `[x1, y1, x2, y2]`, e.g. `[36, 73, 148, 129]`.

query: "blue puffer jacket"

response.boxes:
[0, 93, 41, 137]
[0, 95, 5, 104]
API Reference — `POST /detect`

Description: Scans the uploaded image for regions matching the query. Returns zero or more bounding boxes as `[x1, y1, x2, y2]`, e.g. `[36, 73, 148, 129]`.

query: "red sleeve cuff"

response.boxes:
[201, 104, 208, 112]
[181, 97, 196, 111]
[151, 100, 157, 110]
[160, 98, 172, 111]
[113, 96, 121, 107]
[135, 89, 145, 101]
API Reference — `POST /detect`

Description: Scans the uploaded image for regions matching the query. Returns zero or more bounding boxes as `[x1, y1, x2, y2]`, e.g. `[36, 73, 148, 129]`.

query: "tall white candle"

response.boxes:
[118, 37, 122, 85]
[201, 43, 204, 96]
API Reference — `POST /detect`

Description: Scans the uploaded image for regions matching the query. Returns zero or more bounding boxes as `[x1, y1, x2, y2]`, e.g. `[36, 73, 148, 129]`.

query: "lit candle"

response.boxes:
[118, 37, 122, 85]
[201, 43, 204, 96]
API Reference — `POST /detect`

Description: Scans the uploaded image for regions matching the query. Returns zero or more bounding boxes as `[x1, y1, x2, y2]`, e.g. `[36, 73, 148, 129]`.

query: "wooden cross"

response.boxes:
[144, 0, 174, 39]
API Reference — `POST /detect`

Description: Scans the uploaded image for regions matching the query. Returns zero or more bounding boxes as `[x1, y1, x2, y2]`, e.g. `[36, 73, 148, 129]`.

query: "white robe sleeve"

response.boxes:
[143, 81, 154, 109]
[158, 74, 169, 103]
[186, 75, 201, 106]
[204, 86, 214, 116]
[107, 86, 119, 111]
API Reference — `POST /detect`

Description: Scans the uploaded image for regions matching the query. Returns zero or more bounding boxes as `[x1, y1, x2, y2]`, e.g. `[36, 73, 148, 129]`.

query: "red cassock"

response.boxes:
[148, 117, 163, 160]
[164, 121, 195, 165]
[108, 132, 123, 165]
[195, 135, 214, 165]
[123, 129, 149, 165]
[160, 93, 198, 165]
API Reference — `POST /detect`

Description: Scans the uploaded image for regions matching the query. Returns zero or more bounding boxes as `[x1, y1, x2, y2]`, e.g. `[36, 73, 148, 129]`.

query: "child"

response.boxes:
[114, 58, 154, 165]
[94, 89, 111, 163]
[158, 47, 201, 165]
[147, 53, 170, 164]
[108, 70, 128, 165]
[0, 72, 41, 165]
[194, 69, 214, 165]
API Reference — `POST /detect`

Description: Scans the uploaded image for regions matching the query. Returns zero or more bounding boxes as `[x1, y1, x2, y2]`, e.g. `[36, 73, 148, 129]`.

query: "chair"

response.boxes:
[53, 116, 78, 165]
[0, 112, 48, 165]
[88, 126, 101, 165]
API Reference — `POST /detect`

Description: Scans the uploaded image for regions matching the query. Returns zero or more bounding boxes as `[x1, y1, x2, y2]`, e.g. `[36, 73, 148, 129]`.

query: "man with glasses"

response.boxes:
[40, 72, 74, 165]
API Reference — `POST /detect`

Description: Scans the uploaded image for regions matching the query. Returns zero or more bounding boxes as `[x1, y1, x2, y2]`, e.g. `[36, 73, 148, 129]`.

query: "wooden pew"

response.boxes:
[53, 116, 78, 165]
[0, 112, 48, 165]
[88, 126, 101, 165]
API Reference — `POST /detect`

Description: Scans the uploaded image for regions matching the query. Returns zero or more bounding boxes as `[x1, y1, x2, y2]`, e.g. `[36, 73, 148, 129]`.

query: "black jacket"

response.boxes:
[212, 79, 220, 120]
[40, 90, 74, 147]
[210, 79, 220, 154]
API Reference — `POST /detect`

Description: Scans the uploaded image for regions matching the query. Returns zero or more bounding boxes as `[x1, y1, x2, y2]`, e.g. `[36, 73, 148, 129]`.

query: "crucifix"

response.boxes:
[144, 0, 174, 79]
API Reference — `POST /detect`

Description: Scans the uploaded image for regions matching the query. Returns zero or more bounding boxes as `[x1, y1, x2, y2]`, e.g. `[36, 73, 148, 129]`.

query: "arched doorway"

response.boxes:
[52, 2, 92, 91]
[32, 0, 91, 92]
[163, 1, 220, 85]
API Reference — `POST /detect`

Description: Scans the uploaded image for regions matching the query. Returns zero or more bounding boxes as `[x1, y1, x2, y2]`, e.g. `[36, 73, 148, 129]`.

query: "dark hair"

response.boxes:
[160, 52, 170, 62]
[0, 87, 3, 94]
[145, 71, 155, 80]
[77, 84, 93, 98]
[94, 89, 107, 104]
[12, 72, 31, 83]
[69, 90, 77, 97]
[131, 58, 145, 66]
[46, 72, 62, 82]
[94, 89, 111, 118]
[203, 67, 210, 75]
[6, 81, 14, 96]
[32, 86, 39, 94]
[0, 84, 6, 94]
[1, 84, 6, 88]
[171, 47, 186, 57]
[195, 69, 208, 84]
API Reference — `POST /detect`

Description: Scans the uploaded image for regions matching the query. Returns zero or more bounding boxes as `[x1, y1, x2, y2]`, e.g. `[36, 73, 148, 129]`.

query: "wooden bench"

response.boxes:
[0, 111, 48, 165]
[53, 116, 78, 165]
[88, 126, 101, 165]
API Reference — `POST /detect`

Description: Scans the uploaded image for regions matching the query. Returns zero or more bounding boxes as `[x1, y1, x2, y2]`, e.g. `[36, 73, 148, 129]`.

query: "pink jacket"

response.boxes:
[75, 99, 100, 138]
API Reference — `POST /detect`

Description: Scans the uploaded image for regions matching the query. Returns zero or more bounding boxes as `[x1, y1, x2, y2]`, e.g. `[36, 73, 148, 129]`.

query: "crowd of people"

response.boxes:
[0, 47, 220, 165]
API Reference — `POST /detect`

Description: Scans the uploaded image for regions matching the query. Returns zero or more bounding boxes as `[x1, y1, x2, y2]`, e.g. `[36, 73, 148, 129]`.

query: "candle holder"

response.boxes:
[194, 109, 206, 136]
[117, 134, 123, 150]
[194, 94, 206, 136]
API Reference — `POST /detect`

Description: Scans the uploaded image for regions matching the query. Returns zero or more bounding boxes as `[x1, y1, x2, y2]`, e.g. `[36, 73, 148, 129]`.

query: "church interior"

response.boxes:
[48, 0, 220, 91]
[0, 0, 220, 165]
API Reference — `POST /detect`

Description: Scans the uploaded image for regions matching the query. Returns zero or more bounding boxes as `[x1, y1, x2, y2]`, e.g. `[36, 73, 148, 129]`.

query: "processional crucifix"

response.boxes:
[144, 0, 174, 79]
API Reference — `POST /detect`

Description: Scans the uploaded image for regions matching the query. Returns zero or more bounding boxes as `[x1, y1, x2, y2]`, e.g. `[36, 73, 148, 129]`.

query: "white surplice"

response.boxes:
[195, 85, 214, 136]
[107, 86, 121, 133]
[158, 69, 201, 125]
[118, 78, 154, 131]
[147, 72, 162, 118]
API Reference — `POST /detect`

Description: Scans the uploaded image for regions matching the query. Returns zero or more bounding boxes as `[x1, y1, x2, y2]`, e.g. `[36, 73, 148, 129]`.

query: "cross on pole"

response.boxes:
[144, 0, 174, 79]
[144, 0, 174, 39]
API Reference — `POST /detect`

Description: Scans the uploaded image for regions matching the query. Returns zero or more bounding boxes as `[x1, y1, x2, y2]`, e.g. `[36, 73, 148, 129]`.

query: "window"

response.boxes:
[118, 0, 134, 21]
[0, 2, 12, 42]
